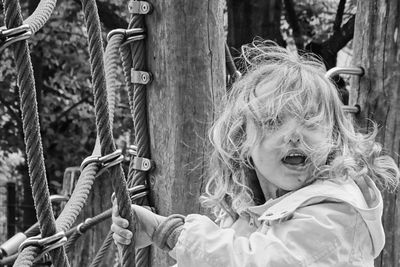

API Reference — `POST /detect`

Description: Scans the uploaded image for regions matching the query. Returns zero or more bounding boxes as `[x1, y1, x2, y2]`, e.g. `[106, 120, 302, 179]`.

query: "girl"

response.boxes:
[111, 42, 399, 266]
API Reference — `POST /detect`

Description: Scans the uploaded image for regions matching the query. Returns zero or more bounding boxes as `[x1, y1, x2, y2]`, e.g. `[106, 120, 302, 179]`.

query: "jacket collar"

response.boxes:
[246, 177, 384, 257]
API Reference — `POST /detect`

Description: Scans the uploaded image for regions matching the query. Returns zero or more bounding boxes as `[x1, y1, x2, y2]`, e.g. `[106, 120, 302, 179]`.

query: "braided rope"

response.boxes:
[80, 0, 136, 266]
[2, 0, 69, 266]
[120, 44, 151, 267]
[128, 14, 150, 191]
[23, 0, 57, 34]
[89, 230, 114, 267]
[118, 12, 152, 267]
[56, 163, 99, 232]
[105, 33, 124, 125]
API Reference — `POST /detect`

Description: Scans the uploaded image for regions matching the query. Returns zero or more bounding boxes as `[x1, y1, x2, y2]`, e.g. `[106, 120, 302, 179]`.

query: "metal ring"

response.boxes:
[102, 154, 124, 169]
[18, 231, 66, 253]
[99, 149, 122, 163]
[106, 28, 145, 41]
[131, 191, 149, 202]
[0, 24, 30, 38]
[0, 31, 32, 53]
[325, 66, 364, 79]
[80, 155, 100, 171]
[49, 194, 69, 203]
[121, 35, 146, 46]
[342, 105, 360, 114]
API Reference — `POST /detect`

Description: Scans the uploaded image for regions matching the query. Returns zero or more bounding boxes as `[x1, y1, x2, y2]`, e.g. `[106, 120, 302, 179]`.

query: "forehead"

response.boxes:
[251, 78, 325, 118]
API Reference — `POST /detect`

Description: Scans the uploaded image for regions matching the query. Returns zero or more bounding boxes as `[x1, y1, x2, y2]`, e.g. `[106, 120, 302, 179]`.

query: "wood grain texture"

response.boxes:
[351, 1, 400, 266]
[145, 0, 225, 265]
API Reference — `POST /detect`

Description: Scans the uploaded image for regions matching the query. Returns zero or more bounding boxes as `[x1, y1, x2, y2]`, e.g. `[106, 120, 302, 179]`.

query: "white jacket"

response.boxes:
[170, 177, 384, 266]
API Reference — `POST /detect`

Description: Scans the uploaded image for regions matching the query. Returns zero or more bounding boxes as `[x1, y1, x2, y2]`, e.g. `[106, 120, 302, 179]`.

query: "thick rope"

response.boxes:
[56, 29, 124, 234]
[89, 230, 114, 267]
[2, 0, 69, 266]
[55, 163, 99, 232]
[119, 12, 152, 267]
[23, 0, 57, 34]
[80, 0, 136, 266]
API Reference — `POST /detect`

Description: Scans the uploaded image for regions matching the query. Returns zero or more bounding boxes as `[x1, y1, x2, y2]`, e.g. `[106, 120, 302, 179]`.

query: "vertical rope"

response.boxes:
[80, 0, 136, 266]
[2, 0, 69, 266]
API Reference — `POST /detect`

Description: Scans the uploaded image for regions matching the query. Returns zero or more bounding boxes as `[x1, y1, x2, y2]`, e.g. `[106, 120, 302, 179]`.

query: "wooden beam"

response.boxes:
[145, 1, 225, 265]
[351, 0, 400, 266]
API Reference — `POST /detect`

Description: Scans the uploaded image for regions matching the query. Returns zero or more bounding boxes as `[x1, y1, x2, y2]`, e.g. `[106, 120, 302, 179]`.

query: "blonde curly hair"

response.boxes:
[201, 41, 399, 219]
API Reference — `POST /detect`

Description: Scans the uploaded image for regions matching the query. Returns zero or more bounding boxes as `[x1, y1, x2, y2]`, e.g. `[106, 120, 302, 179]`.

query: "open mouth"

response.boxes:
[281, 151, 308, 166]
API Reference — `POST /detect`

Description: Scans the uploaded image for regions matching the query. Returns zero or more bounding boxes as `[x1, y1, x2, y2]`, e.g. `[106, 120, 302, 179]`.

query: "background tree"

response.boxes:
[227, 0, 357, 103]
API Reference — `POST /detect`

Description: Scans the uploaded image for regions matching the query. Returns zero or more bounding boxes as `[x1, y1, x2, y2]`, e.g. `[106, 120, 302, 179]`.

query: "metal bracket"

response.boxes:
[128, 1, 152, 14]
[132, 156, 153, 171]
[80, 149, 124, 171]
[342, 105, 360, 114]
[325, 66, 364, 79]
[107, 28, 145, 41]
[0, 24, 32, 53]
[18, 231, 67, 262]
[131, 70, 152, 84]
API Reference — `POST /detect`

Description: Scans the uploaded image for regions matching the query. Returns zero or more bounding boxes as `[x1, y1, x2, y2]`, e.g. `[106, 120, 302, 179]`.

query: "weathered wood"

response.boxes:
[146, 1, 225, 266]
[351, 1, 400, 266]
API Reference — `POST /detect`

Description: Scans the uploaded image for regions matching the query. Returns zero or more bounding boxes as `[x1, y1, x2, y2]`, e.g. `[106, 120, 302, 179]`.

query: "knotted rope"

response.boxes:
[2, 0, 69, 266]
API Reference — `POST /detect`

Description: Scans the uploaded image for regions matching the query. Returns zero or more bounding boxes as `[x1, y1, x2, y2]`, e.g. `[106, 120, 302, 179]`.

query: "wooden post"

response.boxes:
[351, 1, 400, 266]
[146, 1, 225, 266]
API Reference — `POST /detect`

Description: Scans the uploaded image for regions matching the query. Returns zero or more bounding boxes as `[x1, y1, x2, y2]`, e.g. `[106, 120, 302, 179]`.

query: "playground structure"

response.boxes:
[0, 0, 399, 266]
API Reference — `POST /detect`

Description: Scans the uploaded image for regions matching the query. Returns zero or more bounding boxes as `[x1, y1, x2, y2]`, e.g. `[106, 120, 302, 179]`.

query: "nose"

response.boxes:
[284, 128, 302, 144]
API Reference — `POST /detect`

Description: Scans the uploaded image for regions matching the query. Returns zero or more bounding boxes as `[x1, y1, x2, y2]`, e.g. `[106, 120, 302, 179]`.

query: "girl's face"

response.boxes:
[249, 112, 332, 193]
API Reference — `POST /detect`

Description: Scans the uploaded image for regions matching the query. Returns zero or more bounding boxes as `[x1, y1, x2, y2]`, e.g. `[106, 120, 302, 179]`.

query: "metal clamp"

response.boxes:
[49, 194, 69, 203]
[342, 105, 360, 114]
[76, 218, 92, 234]
[131, 70, 152, 84]
[0, 25, 32, 53]
[325, 66, 364, 79]
[18, 231, 67, 261]
[128, 0, 152, 14]
[132, 156, 153, 171]
[122, 34, 146, 46]
[126, 145, 153, 171]
[80, 149, 124, 171]
[111, 185, 149, 203]
[127, 145, 138, 156]
[107, 28, 145, 41]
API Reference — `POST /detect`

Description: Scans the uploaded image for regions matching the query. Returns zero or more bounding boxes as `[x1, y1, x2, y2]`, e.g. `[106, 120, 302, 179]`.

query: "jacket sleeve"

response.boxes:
[169, 203, 360, 267]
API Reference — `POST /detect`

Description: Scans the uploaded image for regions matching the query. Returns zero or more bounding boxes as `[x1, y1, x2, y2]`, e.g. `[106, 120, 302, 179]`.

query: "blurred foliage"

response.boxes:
[0, 0, 133, 185]
[281, 0, 357, 48]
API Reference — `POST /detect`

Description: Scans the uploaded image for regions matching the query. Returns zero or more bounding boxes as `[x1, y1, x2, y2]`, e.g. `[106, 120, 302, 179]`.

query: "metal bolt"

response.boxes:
[141, 3, 150, 13]
[141, 73, 149, 83]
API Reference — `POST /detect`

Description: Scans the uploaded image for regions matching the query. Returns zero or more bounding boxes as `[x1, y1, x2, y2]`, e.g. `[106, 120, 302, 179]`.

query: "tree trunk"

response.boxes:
[350, 1, 400, 266]
[227, 0, 285, 54]
[146, 1, 225, 266]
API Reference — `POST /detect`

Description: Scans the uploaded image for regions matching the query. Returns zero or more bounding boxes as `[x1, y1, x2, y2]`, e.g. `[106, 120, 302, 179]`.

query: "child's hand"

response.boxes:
[111, 199, 166, 249]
